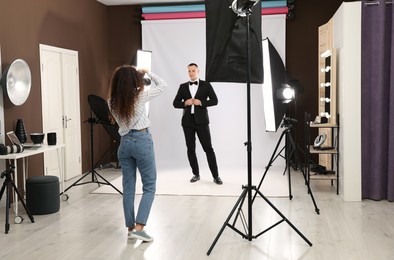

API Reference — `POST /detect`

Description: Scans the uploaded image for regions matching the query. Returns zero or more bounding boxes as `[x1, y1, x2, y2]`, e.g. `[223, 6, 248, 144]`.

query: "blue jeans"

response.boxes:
[118, 129, 156, 228]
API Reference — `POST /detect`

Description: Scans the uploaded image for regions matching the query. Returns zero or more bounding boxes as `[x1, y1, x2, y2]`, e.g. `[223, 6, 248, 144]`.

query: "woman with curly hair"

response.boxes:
[108, 65, 167, 242]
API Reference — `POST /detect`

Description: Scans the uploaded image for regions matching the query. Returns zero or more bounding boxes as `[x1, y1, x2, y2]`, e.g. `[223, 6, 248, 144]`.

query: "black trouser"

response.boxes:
[182, 120, 219, 179]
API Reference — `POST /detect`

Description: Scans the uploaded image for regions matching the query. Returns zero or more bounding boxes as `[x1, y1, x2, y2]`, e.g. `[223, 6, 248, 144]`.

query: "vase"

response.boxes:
[15, 118, 27, 143]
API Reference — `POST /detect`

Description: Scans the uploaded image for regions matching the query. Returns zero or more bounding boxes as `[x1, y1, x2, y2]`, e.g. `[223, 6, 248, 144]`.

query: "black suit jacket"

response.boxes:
[173, 80, 218, 126]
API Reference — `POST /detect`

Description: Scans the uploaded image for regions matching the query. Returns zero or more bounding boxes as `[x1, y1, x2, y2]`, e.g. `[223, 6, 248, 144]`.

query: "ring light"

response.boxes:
[1, 59, 31, 106]
[313, 133, 327, 148]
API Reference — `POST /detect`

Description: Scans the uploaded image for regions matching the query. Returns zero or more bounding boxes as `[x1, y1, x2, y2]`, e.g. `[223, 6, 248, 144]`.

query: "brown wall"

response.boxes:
[0, 0, 110, 178]
[286, 0, 344, 147]
[0, 0, 345, 181]
[108, 6, 142, 76]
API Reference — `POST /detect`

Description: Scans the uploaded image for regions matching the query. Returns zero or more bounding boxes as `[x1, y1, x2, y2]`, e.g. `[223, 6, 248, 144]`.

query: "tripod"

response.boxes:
[207, 6, 311, 255]
[255, 120, 320, 214]
[0, 165, 34, 234]
[63, 111, 122, 195]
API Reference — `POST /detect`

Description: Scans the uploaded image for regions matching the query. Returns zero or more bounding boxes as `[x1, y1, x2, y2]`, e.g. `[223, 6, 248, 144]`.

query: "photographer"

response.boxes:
[108, 65, 167, 242]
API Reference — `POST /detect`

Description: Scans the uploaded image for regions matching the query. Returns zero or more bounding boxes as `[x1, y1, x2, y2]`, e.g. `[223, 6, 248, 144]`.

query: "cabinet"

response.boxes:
[305, 112, 339, 194]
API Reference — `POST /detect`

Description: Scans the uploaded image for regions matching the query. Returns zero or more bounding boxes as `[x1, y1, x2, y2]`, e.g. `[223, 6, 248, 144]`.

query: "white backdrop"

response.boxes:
[142, 15, 287, 174]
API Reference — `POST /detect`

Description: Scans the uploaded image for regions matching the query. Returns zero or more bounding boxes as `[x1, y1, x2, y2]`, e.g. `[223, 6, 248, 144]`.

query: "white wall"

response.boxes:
[142, 15, 288, 176]
[333, 2, 362, 201]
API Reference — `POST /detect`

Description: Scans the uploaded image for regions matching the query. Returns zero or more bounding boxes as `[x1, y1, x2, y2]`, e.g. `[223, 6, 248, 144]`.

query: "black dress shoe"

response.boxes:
[190, 175, 200, 183]
[213, 177, 223, 185]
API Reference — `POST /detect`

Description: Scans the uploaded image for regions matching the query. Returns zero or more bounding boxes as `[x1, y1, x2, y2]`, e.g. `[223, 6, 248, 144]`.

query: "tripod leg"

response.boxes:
[287, 161, 293, 200]
[5, 183, 10, 234]
[63, 170, 94, 193]
[254, 130, 287, 203]
[92, 170, 123, 195]
[11, 182, 34, 223]
[63, 169, 122, 195]
[287, 134, 320, 214]
[286, 140, 294, 200]
[0, 181, 6, 201]
[232, 186, 249, 228]
[254, 188, 312, 246]
[0, 182, 10, 234]
[207, 188, 248, 256]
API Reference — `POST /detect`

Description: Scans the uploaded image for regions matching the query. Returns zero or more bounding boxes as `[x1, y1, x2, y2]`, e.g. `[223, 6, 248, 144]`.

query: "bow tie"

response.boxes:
[189, 81, 198, 85]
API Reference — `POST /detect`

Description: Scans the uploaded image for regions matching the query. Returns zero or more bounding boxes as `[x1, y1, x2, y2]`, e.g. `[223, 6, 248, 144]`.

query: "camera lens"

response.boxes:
[143, 77, 151, 86]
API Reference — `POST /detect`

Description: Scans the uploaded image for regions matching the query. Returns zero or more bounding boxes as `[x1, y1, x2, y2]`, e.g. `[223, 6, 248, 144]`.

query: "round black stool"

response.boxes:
[26, 175, 60, 215]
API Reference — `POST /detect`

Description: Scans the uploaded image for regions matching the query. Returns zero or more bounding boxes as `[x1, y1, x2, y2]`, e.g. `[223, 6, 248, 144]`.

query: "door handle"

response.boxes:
[63, 116, 72, 128]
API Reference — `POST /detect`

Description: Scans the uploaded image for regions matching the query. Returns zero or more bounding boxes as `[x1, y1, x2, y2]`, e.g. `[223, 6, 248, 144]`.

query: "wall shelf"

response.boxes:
[305, 112, 339, 194]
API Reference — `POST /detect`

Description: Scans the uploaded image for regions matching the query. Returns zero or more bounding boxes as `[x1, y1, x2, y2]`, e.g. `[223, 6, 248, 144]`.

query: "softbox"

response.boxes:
[205, 0, 263, 83]
[262, 38, 288, 132]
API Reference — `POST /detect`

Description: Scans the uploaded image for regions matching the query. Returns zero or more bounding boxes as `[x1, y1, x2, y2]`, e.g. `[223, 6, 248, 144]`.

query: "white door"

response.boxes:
[39, 44, 82, 180]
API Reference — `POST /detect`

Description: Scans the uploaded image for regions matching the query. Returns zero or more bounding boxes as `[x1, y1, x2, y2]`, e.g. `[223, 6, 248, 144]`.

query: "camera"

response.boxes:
[143, 75, 151, 86]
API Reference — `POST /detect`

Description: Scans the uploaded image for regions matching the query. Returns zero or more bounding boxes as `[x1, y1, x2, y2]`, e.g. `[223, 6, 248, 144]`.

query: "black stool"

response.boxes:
[26, 176, 60, 215]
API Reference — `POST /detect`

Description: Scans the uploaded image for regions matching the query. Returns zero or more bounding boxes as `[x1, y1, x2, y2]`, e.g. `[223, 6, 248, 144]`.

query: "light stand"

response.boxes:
[63, 109, 122, 195]
[254, 118, 320, 214]
[0, 165, 34, 234]
[207, 4, 312, 255]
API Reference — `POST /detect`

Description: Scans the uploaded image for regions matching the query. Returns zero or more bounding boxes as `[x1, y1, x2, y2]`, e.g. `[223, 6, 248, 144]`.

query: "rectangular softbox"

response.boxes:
[205, 0, 263, 83]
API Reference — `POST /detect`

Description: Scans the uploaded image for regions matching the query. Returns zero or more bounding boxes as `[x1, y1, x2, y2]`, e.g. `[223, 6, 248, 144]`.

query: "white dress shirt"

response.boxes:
[189, 79, 199, 114]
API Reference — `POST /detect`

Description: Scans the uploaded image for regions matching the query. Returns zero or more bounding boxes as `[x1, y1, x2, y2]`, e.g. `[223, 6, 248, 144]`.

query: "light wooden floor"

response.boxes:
[0, 167, 393, 260]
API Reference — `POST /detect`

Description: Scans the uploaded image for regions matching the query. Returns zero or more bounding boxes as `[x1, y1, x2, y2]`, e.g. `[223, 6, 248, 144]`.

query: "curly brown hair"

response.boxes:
[108, 65, 144, 124]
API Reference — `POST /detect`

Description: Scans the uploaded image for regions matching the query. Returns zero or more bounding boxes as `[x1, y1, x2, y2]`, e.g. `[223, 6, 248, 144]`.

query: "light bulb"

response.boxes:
[282, 88, 295, 100]
[320, 112, 331, 118]
[321, 50, 332, 58]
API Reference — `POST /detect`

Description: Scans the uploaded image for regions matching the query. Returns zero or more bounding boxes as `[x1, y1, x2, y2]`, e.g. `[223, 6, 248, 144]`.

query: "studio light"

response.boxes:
[135, 49, 152, 71]
[0, 59, 31, 106]
[276, 83, 295, 103]
[231, 0, 259, 16]
[130, 49, 152, 86]
[262, 38, 288, 132]
[136, 49, 152, 86]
